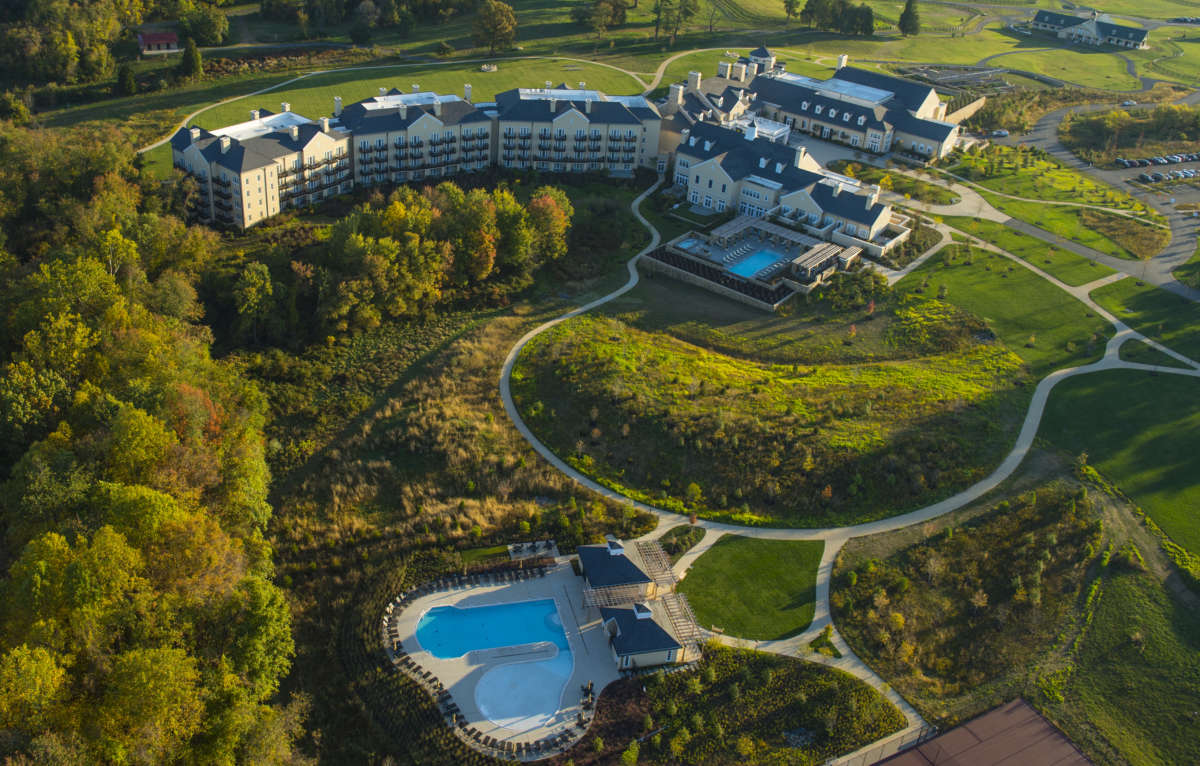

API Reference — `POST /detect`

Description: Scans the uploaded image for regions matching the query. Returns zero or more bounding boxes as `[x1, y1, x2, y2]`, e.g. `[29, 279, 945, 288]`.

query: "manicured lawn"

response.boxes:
[1058, 572, 1200, 766]
[1118, 339, 1193, 369]
[942, 216, 1116, 287]
[1174, 241, 1200, 289]
[1091, 278, 1200, 362]
[677, 536, 824, 640]
[197, 59, 645, 129]
[1039, 369, 1200, 557]
[895, 246, 1113, 375]
[981, 195, 1163, 260]
[996, 48, 1141, 90]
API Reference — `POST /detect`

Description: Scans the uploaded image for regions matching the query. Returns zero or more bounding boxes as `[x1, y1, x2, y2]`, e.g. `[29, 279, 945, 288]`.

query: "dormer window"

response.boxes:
[858, 116, 866, 126]
[814, 105, 823, 116]
[843, 113, 850, 122]
[801, 101, 809, 110]
[827, 109, 837, 120]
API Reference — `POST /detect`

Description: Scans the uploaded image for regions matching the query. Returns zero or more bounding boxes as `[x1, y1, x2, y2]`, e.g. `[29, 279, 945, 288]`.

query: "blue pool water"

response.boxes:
[416, 599, 568, 659]
[728, 249, 786, 278]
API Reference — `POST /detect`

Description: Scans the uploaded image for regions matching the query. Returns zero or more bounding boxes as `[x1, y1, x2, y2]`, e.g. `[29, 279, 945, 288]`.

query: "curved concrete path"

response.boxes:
[497, 174, 1200, 748]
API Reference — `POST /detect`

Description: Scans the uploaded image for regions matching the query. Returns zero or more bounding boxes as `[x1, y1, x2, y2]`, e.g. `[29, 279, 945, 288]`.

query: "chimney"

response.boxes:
[281, 102, 291, 112]
[189, 127, 200, 143]
[334, 96, 343, 116]
[549, 97, 557, 111]
[775, 161, 783, 174]
[545, 80, 552, 88]
[668, 83, 684, 109]
[745, 121, 758, 141]
[379, 87, 387, 97]
[219, 135, 231, 153]
[464, 83, 472, 102]
[320, 117, 330, 132]
[399, 104, 407, 119]
[747, 62, 759, 77]
[731, 62, 747, 82]
[585, 98, 592, 114]
[837, 54, 848, 70]
[579, 81, 586, 88]
[759, 157, 767, 168]
[794, 146, 807, 167]
[412, 84, 420, 92]
[290, 125, 299, 140]
[687, 70, 702, 91]
[433, 99, 442, 117]
[717, 61, 731, 79]
[250, 109, 260, 121]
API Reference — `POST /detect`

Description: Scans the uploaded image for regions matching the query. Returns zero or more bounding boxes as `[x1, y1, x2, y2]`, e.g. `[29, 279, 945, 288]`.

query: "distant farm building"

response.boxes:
[1031, 10, 1149, 49]
[138, 31, 179, 54]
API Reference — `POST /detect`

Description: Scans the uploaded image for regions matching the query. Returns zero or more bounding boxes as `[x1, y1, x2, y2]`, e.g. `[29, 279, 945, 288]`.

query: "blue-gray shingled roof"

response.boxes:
[493, 89, 651, 125]
[578, 545, 651, 588]
[748, 75, 890, 133]
[1096, 20, 1148, 42]
[810, 182, 889, 228]
[828, 67, 937, 114]
[677, 122, 824, 189]
[889, 109, 957, 143]
[600, 606, 681, 656]
[1032, 10, 1088, 28]
[750, 45, 772, 58]
[336, 99, 491, 134]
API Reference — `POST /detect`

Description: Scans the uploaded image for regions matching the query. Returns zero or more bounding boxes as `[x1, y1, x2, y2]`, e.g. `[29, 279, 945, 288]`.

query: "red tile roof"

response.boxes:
[138, 31, 179, 47]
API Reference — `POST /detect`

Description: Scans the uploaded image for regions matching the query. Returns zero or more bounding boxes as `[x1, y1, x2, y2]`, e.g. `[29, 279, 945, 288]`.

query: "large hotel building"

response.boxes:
[171, 51, 967, 230]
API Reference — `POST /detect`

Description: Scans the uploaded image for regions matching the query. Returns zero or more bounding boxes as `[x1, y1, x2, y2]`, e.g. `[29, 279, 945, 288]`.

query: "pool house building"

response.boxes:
[579, 538, 704, 669]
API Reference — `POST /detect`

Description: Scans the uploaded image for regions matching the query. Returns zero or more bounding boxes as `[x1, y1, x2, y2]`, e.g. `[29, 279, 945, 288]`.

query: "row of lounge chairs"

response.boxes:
[511, 539, 555, 554]
[458, 723, 574, 759]
[723, 242, 754, 264]
[754, 259, 790, 281]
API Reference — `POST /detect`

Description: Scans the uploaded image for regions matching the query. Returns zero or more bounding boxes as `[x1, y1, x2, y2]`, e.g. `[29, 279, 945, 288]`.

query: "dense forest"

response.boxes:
[0, 109, 596, 762]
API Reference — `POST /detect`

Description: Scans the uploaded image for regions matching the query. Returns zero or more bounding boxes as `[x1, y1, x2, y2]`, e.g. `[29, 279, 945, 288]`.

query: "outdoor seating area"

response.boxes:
[508, 539, 559, 560]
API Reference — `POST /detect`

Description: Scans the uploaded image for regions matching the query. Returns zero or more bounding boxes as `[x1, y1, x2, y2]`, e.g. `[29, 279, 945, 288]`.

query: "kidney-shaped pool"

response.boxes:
[415, 598, 574, 733]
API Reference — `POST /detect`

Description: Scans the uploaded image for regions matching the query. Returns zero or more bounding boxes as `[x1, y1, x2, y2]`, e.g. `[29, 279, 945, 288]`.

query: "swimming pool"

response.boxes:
[416, 599, 568, 659]
[728, 249, 787, 278]
[417, 599, 575, 733]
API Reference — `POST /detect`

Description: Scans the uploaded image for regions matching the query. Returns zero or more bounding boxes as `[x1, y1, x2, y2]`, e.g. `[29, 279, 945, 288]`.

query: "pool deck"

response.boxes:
[391, 563, 621, 752]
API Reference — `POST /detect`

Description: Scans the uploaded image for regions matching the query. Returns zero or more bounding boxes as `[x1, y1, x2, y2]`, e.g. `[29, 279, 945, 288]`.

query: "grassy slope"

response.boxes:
[942, 216, 1115, 287]
[1059, 571, 1200, 766]
[895, 246, 1113, 375]
[1091, 278, 1200, 362]
[995, 48, 1141, 91]
[513, 308, 1028, 528]
[1038, 369, 1200, 557]
[677, 536, 824, 640]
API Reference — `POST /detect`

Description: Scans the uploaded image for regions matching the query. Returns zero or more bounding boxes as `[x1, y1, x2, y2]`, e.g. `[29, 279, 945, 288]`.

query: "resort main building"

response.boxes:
[170, 49, 966, 232]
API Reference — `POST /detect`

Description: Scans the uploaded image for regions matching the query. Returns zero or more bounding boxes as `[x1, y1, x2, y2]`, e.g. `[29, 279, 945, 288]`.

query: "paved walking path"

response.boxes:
[497, 174, 1200, 744]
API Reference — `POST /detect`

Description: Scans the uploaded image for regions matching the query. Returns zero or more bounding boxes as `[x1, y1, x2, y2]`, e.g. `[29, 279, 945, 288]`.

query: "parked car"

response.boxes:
[1152, 172, 1167, 181]
[1139, 173, 1154, 182]
[1122, 100, 1138, 107]
[1138, 159, 1152, 167]
[992, 129, 1010, 137]
[1154, 157, 1169, 165]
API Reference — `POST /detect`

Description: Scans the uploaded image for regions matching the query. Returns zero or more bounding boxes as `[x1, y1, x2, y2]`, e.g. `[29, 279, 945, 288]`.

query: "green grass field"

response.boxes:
[895, 246, 1113, 375]
[197, 59, 645, 129]
[1059, 571, 1200, 766]
[941, 217, 1115, 287]
[1091, 278, 1200, 363]
[1039, 369, 1200, 557]
[979, 195, 1162, 260]
[994, 48, 1141, 91]
[677, 536, 824, 639]
[1119, 339, 1194, 368]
